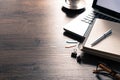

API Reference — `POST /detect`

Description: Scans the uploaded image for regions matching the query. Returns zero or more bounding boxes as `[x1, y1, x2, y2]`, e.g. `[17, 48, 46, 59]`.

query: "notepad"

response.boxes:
[81, 19, 120, 62]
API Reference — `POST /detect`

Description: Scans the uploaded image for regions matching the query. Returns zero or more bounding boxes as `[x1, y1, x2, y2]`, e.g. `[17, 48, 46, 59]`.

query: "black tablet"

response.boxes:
[92, 0, 120, 18]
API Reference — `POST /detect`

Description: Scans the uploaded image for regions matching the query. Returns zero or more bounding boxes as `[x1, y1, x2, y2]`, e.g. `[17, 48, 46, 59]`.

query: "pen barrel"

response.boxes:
[104, 29, 112, 36]
[91, 29, 112, 46]
[91, 35, 105, 46]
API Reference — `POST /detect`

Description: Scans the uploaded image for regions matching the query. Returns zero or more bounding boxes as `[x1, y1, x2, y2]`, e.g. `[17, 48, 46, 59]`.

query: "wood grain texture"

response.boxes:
[0, 0, 119, 80]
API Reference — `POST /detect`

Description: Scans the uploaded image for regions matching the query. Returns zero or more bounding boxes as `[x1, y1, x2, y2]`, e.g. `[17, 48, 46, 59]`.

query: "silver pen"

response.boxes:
[91, 29, 112, 46]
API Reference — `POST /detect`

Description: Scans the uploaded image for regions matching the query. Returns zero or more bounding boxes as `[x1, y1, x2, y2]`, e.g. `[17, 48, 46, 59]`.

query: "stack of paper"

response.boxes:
[81, 19, 120, 62]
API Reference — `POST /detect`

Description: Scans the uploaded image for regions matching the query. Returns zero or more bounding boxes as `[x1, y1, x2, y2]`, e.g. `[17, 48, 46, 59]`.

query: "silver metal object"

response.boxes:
[63, 0, 85, 10]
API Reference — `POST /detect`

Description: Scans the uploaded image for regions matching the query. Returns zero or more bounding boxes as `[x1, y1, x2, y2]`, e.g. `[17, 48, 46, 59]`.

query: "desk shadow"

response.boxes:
[61, 7, 85, 18]
[77, 53, 120, 72]
[77, 53, 120, 80]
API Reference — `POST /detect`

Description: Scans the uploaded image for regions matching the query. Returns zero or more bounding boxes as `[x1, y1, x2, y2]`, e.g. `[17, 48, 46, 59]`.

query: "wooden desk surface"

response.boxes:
[0, 0, 119, 80]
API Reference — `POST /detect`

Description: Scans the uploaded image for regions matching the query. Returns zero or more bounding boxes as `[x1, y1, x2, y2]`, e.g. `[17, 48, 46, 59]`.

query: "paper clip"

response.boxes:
[65, 44, 77, 48]
[66, 41, 78, 44]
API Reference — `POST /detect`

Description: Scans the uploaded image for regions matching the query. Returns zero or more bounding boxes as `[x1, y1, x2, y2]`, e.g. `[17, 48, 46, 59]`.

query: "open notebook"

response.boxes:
[81, 19, 120, 62]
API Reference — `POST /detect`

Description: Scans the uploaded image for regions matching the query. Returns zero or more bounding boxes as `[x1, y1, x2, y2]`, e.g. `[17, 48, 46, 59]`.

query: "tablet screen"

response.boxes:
[92, 0, 120, 18]
[97, 0, 120, 13]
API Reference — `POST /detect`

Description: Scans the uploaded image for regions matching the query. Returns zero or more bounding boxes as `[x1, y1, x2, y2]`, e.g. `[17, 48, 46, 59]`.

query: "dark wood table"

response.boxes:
[0, 0, 119, 80]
